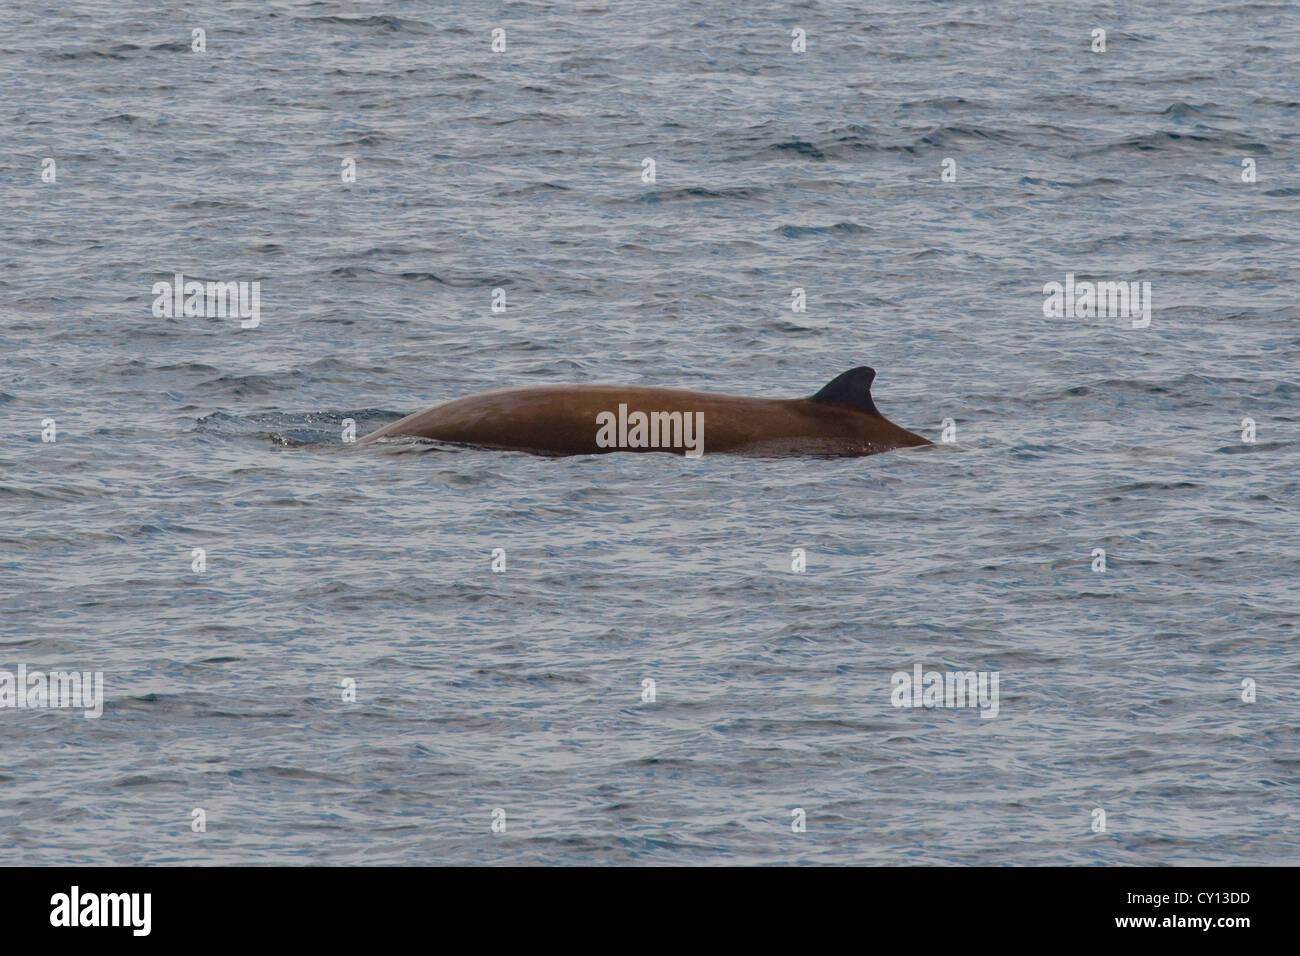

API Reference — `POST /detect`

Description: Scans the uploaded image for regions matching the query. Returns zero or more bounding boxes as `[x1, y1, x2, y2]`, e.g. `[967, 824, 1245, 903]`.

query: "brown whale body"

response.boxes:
[359, 366, 931, 457]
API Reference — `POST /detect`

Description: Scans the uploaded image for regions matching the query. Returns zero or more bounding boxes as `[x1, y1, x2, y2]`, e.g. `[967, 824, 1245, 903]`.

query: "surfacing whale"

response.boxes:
[359, 366, 931, 458]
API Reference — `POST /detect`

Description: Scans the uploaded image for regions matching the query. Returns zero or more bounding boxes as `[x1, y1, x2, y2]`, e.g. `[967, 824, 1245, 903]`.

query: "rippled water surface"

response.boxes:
[1, 1, 1297, 864]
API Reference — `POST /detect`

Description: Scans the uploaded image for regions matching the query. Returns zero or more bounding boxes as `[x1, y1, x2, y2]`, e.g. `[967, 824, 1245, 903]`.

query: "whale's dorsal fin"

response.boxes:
[810, 366, 880, 416]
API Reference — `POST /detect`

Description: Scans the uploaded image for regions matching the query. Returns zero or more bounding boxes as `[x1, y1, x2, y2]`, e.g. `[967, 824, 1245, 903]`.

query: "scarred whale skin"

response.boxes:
[359, 366, 931, 457]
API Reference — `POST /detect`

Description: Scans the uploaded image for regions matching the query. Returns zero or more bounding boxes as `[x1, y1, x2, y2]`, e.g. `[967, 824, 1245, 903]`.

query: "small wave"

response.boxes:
[502, 182, 574, 197]
[777, 222, 871, 238]
[1160, 100, 1230, 119]
[48, 45, 139, 62]
[1075, 130, 1269, 156]
[196, 409, 395, 447]
[293, 15, 433, 33]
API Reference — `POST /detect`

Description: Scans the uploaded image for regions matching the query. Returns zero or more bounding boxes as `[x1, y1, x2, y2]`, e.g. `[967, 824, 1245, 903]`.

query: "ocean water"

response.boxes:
[1, 0, 1297, 865]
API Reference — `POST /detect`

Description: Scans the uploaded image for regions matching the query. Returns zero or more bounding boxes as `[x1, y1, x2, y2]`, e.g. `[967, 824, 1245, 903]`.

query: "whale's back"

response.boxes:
[360, 371, 930, 456]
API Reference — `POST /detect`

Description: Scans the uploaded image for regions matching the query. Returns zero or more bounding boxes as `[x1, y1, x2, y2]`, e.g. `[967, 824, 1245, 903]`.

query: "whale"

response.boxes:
[359, 366, 931, 457]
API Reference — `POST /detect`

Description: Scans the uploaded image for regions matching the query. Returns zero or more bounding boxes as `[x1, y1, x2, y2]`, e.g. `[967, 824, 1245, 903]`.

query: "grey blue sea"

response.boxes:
[1, 1, 1297, 865]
